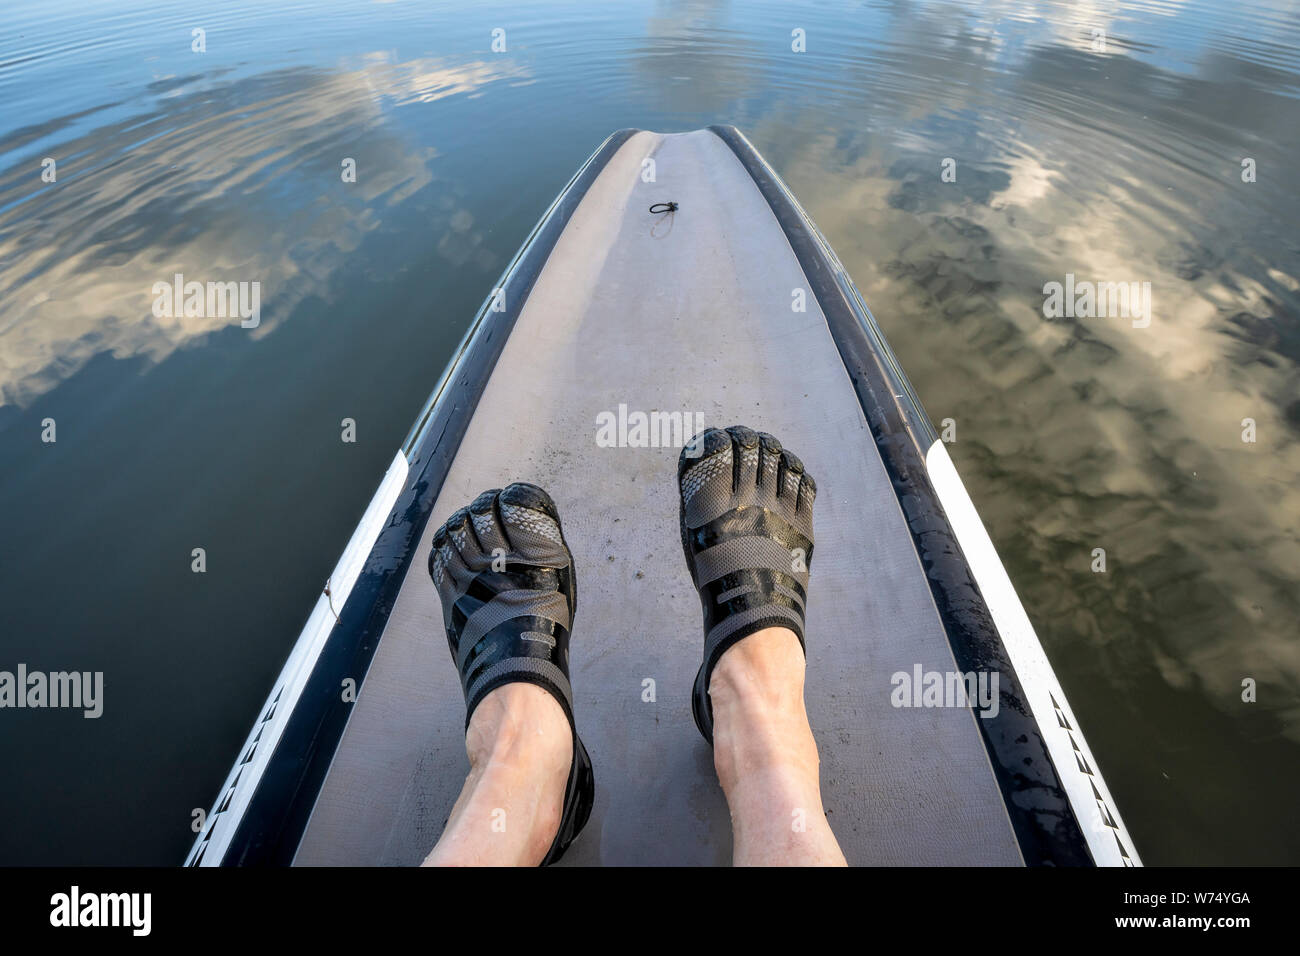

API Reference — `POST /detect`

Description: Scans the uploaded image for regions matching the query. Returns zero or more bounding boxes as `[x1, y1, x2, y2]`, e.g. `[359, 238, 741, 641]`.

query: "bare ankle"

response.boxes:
[466, 683, 572, 772]
[426, 684, 572, 866]
[709, 627, 806, 719]
[465, 683, 572, 854]
[708, 628, 819, 791]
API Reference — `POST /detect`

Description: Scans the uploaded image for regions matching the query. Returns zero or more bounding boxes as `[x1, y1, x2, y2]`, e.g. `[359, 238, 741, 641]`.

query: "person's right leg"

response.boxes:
[678, 425, 846, 866]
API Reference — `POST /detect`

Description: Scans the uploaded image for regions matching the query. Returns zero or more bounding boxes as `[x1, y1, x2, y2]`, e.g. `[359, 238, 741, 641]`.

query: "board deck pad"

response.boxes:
[294, 129, 1022, 866]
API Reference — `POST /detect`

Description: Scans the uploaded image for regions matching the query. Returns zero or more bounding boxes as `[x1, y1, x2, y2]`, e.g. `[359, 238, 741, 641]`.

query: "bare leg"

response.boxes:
[422, 683, 571, 867]
[710, 627, 846, 866]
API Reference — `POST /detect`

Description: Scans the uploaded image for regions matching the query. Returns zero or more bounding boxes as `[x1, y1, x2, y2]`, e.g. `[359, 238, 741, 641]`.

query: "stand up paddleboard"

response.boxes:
[188, 127, 1139, 866]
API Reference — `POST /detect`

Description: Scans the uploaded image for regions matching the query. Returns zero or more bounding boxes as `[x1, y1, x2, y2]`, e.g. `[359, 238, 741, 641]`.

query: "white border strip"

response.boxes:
[186, 450, 410, 865]
[925, 440, 1140, 866]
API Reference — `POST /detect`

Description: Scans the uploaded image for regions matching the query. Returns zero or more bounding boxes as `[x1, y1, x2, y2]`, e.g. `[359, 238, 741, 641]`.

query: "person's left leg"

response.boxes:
[420, 483, 594, 868]
[422, 683, 571, 867]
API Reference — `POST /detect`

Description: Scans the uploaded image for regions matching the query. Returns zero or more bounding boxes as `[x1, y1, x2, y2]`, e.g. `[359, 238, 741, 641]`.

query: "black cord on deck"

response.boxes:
[649, 202, 679, 214]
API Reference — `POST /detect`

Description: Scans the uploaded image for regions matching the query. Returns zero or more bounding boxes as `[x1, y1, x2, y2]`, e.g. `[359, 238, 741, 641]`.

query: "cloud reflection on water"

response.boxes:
[0, 56, 529, 408]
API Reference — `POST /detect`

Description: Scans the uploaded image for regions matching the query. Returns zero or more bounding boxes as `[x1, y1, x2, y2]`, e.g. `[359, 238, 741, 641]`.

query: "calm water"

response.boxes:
[1, 0, 1297, 865]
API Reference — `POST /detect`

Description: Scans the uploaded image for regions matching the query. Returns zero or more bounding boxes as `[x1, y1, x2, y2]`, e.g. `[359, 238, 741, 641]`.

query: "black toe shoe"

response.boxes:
[678, 427, 817, 743]
[428, 482, 593, 865]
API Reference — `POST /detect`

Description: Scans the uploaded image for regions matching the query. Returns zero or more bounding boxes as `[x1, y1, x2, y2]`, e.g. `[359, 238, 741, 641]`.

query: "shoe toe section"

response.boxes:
[444, 507, 476, 556]
[429, 508, 476, 595]
[796, 470, 817, 528]
[756, 432, 784, 495]
[777, 449, 805, 503]
[680, 430, 737, 528]
[727, 426, 760, 490]
[469, 489, 510, 555]
[500, 482, 560, 521]
[498, 483, 570, 566]
[679, 426, 732, 475]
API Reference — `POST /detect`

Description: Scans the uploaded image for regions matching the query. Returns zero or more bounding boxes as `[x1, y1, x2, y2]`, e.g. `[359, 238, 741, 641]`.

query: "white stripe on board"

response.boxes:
[924, 439, 1140, 866]
[187, 449, 410, 865]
